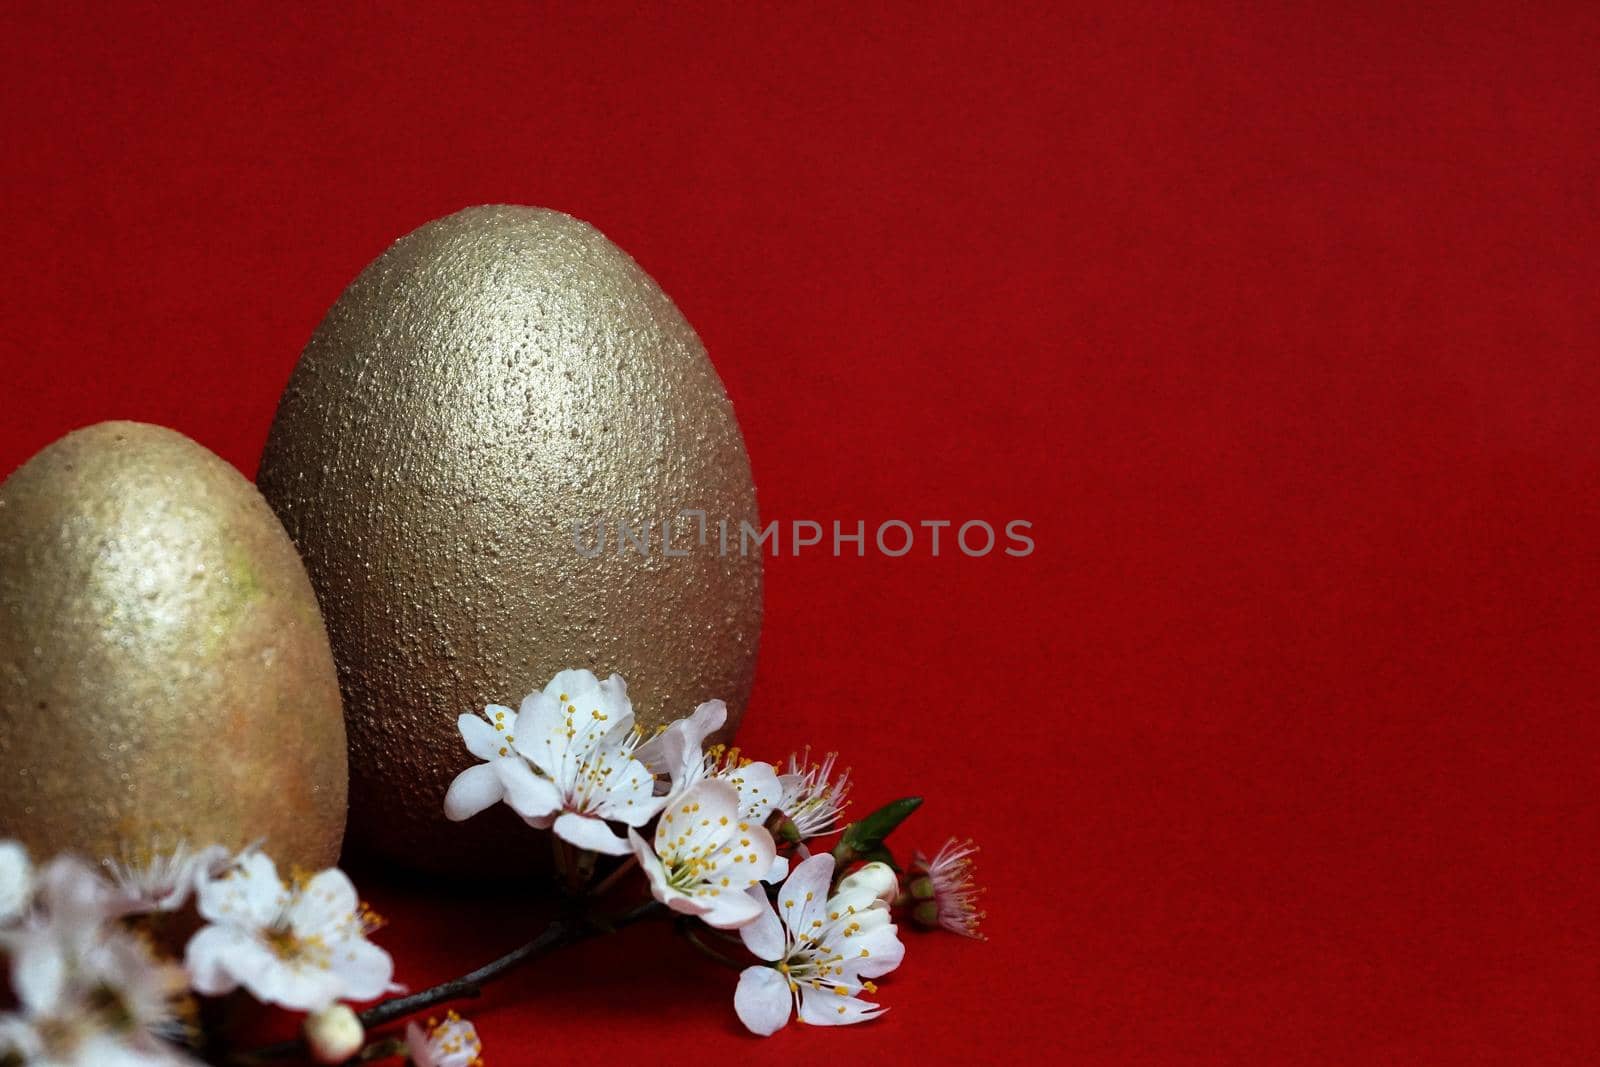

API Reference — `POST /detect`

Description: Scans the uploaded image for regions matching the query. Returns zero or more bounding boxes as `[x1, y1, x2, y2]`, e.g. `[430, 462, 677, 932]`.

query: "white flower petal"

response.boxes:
[0, 840, 33, 924]
[74, 1032, 183, 1067]
[737, 890, 786, 961]
[636, 699, 726, 781]
[330, 938, 395, 1001]
[493, 759, 562, 820]
[690, 698, 729, 732]
[720, 758, 780, 823]
[268, 959, 344, 1013]
[629, 829, 680, 907]
[458, 711, 506, 762]
[287, 868, 359, 938]
[589, 755, 662, 826]
[10, 931, 67, 1015]
[405, 1022, 430, 1065]
[698, 888, 762, 930]
[183, 924, 255, 997]
[597, 672, 633, 716]
[841, 923, 904, 980]
[797, 983, 884, 1027]
[515, 690, 565, 775]
[734, 965, 793, 1036]
[762, 855, 789, 884]
[544, 669, 606, 719]
[35, 855, 113, 927]
[669, 776, 742, 828]
[538, 670, 625, 759]
[0, 1018, 39, 1060]
[664, 894, 713, 918]
[443, 762, 504, 822]
[655, 779, 734, 864]
[829, 888, 888, 925]
[741, 828, 779, 892]
[552, 812, 631, 856]
[776, 853, 834, 940]
[196, 852, 284, 927]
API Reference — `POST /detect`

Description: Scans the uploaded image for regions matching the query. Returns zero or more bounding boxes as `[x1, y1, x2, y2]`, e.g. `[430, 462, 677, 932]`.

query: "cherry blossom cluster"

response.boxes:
[0, 668, 983, 1064]
[445, 668, 986, 1036]
[0, 837, 471, 1066]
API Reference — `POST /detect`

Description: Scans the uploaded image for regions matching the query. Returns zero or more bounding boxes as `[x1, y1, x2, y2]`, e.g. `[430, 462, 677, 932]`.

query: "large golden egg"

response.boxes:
[257, 206, 763, 874]
[0, 422, 347, 869]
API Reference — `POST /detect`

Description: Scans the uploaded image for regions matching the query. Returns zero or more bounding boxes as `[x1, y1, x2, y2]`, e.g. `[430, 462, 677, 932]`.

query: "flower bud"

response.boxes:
[304, 1003, 364, 1064]
[837, 861, 898, 905]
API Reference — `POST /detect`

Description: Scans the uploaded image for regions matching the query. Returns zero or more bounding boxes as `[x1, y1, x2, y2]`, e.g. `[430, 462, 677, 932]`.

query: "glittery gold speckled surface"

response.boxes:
[0, 422, 348, 869]
[257, 206, 763, 874]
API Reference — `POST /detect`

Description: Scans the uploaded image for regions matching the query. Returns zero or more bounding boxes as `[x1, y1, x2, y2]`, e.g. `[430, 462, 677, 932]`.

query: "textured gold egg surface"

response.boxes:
[0, 422, 348, 869]
[257, 205, 763, 874]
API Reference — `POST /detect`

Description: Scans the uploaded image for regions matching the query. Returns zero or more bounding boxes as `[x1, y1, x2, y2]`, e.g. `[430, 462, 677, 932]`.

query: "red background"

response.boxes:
[2, 4, 1596, 1063]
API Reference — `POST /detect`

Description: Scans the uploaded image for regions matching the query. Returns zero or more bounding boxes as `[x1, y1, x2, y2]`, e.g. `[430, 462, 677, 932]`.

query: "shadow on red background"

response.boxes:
[2, 3, 1596, 1062]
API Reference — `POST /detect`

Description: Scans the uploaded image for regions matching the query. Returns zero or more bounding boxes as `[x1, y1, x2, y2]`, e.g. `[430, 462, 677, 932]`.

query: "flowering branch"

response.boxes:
[365, 899, 662, 1025]
[229, 899, 663, 1063]
[673, 918, 745, 971]
[0, 668, 987, 1064]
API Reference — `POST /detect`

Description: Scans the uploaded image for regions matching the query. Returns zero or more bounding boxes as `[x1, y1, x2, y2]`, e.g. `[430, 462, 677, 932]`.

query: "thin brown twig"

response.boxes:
[224, 900, 663, 1065]
[674, 919, 745, 971]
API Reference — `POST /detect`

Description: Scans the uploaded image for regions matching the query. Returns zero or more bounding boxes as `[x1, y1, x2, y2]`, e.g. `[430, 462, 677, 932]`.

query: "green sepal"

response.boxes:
[833, 796, 922, 865]
[855, 844, 900, 872]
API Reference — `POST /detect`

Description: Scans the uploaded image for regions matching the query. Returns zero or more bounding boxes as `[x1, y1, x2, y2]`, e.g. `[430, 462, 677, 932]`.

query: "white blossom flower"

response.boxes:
[0, 844, 184, 1064]
[775, 749, 852, 840]
[102, 842, 234, 917]
[444, 670, 663, 856]
[2, 871, 195, 1066]
[29, 855, 116, 936]
[184, 852, 395, 1012]
[910, 838, 986, 939]
[440, 702, 526, 820]
[0, 840, 34, 926]
[405, 1011, 483, 1067]
[632, 700, 788, 882]
[734, 853, 904, 1035]
[628, 779, 775, 929]
[836, 861, 898, 906]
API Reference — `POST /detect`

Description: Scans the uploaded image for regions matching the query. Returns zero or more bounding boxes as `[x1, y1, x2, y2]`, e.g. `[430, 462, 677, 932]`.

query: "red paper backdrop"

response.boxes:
[2, 4, 1596, 1063]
